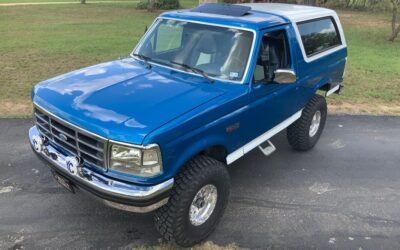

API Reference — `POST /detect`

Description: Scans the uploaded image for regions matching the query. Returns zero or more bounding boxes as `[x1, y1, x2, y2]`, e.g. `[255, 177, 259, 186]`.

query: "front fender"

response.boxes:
[161, 132, 229, 180]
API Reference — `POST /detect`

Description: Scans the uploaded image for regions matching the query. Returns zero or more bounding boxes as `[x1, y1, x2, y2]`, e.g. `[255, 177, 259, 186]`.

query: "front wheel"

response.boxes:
[154, 155, 230, 247]
[287, 94, 327, 151]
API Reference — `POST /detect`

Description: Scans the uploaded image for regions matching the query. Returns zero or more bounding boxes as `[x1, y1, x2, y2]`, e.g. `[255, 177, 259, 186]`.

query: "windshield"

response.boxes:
[133, 19, 254, 82]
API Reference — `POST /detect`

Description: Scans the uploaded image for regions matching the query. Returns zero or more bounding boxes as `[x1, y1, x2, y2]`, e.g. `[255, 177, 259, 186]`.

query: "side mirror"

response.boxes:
[274, 69, 297, 84]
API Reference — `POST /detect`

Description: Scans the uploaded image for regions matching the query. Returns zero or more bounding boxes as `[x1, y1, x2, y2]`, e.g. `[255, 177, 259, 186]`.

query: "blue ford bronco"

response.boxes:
[29, 3, 347, 246]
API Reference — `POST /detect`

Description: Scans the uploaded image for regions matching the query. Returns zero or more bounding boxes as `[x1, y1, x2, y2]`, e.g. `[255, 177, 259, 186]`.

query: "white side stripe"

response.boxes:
[226, 110, 303, 165]
[326, 84, 340, 97]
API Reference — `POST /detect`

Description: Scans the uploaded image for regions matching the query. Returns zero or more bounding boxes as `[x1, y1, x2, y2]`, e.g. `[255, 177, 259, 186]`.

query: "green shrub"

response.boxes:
[136, 0, 180, 10]
[135, 0, 148, 9]
[157, 0, 180, 9]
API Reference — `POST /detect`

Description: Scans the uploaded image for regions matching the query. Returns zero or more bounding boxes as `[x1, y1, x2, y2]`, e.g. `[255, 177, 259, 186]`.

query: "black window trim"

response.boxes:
[296, 16, 343, 58]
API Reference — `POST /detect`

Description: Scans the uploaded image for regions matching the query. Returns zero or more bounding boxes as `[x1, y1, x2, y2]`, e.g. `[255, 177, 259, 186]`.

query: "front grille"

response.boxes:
[34, 107, 108, 169]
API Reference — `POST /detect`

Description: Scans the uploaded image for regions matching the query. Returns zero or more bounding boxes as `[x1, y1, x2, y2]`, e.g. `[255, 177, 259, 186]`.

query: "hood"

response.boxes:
[33, 58, 226, 144]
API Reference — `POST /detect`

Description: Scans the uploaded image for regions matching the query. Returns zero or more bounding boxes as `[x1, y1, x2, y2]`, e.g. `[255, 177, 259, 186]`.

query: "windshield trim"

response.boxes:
[131, 17, 257, 84]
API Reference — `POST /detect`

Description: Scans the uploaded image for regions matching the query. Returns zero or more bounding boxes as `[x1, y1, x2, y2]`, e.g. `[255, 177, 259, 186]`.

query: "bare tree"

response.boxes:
[148, 0, 155, 11]
[389, 0, 400, 41]
[303, 0, 317, 5]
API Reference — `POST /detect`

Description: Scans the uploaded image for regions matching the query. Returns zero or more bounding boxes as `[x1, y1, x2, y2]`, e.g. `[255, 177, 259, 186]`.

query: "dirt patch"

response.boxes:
[329, 102, 400, 116]
[0, 100, 32, 118]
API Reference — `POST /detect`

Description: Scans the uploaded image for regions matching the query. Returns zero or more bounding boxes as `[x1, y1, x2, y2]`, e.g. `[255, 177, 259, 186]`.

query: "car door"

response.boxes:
[239, 25, 302, 146]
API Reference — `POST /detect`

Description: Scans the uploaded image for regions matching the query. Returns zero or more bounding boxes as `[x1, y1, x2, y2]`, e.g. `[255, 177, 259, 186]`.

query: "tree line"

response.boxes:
[272, 0, 400, 41]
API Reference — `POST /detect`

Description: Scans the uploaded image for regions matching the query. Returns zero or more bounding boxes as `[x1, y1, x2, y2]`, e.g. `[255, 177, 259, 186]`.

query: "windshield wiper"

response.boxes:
[169, 61, 214, 83]
[132, 53, 152, 69]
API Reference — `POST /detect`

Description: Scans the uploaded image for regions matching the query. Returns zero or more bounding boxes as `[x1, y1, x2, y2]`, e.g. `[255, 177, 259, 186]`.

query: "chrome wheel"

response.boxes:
[189, 184, 218, 226]
[309, 110, 321, 137]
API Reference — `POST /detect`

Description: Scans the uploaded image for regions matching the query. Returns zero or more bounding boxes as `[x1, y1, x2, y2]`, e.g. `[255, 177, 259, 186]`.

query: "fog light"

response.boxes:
[32, 135, 44, 153]
[66, 156, 80, 175]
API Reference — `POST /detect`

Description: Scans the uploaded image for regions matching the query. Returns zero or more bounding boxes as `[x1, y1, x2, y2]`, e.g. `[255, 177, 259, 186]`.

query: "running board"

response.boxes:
[226, 110, 302, 165]
[258, 140, 276, 156]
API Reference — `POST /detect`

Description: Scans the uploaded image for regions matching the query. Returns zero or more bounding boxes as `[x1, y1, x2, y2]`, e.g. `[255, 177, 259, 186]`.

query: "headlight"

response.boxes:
[109, 143, 162, 177]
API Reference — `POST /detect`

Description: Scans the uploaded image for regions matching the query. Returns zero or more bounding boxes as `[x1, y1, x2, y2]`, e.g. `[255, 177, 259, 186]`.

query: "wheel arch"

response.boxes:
[201, 145, 228, 165]
[168, 137, 229, 178]
[318, 82, 331, 92]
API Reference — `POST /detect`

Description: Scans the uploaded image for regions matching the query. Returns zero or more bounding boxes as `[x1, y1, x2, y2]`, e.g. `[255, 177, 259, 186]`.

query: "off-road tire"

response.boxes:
[154, 155, 230, 247]
[287, 94, 327, 151]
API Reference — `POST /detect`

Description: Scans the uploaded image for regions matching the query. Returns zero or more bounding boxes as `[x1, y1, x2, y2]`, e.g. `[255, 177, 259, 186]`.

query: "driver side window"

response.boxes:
[253, 29, 291, 83]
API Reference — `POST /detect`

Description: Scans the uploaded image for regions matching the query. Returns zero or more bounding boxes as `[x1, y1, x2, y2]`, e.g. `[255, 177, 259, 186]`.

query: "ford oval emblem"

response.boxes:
[59, 133, 68, 141]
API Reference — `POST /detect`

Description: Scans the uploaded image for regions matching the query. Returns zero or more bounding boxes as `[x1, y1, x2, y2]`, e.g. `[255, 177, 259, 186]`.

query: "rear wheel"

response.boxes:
[287, 94, 327, 151]
[154, 155, 230, 247]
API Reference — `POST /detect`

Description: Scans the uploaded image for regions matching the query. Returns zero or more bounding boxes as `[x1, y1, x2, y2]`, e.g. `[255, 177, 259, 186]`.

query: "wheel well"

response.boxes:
[318, 83, 331, 92]
[201, 145, 227, 164]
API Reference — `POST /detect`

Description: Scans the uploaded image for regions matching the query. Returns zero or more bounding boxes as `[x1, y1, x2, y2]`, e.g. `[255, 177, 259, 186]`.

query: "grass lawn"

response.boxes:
[0, 0, 135, 3]
[0, 3, 159, 117]
[329, 11, 400, 115]
[0, 3, 399, 117]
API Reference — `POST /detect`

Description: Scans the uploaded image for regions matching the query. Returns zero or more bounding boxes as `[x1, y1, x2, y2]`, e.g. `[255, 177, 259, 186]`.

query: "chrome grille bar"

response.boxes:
[78, 138, 104, 152]
[34, 106, 108, 169]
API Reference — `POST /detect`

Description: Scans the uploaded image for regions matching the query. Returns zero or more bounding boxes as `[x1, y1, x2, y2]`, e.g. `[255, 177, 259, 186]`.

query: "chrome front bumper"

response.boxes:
[29, 126, 173, 213]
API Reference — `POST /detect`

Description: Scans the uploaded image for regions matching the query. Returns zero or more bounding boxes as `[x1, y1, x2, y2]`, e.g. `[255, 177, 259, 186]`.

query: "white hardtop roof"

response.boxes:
[240, 3, 337, 23]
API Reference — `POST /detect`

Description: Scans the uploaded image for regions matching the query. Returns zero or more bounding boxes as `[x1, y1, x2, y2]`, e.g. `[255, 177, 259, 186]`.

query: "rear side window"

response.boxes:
[297, 17, 342, 57]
